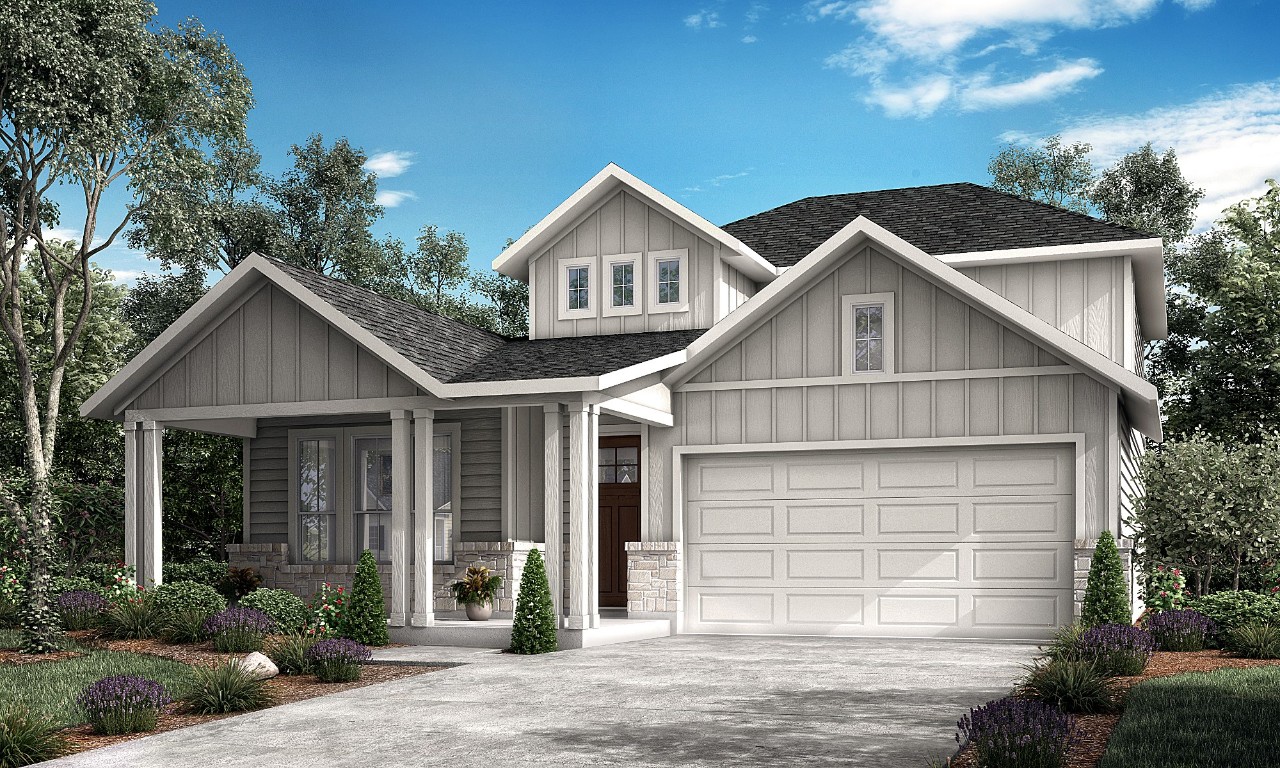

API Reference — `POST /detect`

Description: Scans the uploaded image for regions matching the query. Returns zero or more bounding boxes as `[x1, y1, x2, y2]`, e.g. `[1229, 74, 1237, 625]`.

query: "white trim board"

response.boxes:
[678, 365, 1079, 392]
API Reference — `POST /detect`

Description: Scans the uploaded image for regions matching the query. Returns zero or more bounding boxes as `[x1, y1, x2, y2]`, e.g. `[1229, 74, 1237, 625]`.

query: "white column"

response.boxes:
[566, 402, 599, 630]
[542, 404, 563, 624]
[389, 410, 412, 627]
[123, 422, 140, 572]
[411, 409, 435, 626]
[586, 403, 601, 628]
[138, 421, 164, 587]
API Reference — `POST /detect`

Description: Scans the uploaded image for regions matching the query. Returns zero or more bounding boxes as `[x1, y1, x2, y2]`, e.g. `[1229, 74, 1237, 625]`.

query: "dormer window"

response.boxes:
[647, 248, 689, 314]
[603, 254, 642, 317]
[568, 266, 589, 309]
[841, 293, 895, 375]
[559, 257, 596, 320]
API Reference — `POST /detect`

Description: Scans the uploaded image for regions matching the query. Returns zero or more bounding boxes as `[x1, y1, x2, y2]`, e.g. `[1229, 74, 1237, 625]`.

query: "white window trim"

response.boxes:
[840, 292, 895, 375]
[647, 248, 689, 315]
[602, 253, 643, 317]
[558, 256, 597, 320]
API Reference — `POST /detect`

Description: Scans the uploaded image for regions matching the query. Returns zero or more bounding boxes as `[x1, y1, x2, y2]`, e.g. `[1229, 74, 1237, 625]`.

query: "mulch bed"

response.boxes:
[949, 650, 1280, 768]
[0, 648, 85, 665]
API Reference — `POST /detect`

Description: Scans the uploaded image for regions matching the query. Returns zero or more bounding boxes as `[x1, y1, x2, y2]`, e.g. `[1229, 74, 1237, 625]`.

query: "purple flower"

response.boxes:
[306, 638, 372, 665]
[202, 607, 274, 637]
[57, 590, 109, 614]
[1147, 609, 1215, 651]
[77, 675, 170, 718]
[957, 697, 1074, 768]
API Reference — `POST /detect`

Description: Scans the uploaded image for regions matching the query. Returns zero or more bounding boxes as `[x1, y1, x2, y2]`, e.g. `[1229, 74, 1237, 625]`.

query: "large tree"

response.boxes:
[0, 1, 251, 651]
[1091, 143, 1203, 245]
[988, 135, 1096, 214]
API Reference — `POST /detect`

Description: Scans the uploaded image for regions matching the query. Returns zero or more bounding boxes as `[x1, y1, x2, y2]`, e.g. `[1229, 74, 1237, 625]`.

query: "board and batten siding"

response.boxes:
[129, 283, 420, 412]
[720, 261, 756, 317]
[957, 258, 1127, 367]
[245, 409, 504, 553]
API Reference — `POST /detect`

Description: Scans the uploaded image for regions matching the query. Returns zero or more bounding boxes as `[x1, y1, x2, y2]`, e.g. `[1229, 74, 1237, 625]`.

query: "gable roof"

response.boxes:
[491, 163, 778, 283]
[722, 182, 1153, 269]
[667, 216, 1163, 441]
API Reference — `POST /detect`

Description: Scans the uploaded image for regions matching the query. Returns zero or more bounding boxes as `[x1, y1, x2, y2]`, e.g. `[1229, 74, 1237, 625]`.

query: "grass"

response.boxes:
[0, 651, 195, 728]
[0, 629, 20, 650]
[1099, 666, 1280, 768]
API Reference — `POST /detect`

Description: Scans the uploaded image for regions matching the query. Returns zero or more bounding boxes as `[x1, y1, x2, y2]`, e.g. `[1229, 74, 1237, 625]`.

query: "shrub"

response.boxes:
[1075, 624, 1155, 676]
[0, 566, 22, 629]
[264, 634, 317, 675]
[218, 567, 261, 602]
[1082, 532, 1130, 627]
[164, 559, 228, 588]
[957, 697, 1074, 768]
[55, 590, 110, 631]
[238, 588, 308, 634]
[510, 548, 557, 655]
[1142, 565, 1188, 613]
[99, 595, 162, 640]
[341, 551, 388, 646]
[150, 581, 226, 622]
[181, 663, 276, 714]
[1225, 622, 1280, 659]
[0, 705, 67, 767]
[102, 564, 141, 604]
[308, 583, 347, 637]
[76, 675, 170, 735]
[451, 564, 502, 607]
[1146, 609, 1215, 651]
[49, 576, 97, 600]
[306, 638, 371, 683]
[203, 608, 273, 653]
[1018, 661, 1117, 714]
[161, 608, 212, 644]
[1187, 591, 1280, 638]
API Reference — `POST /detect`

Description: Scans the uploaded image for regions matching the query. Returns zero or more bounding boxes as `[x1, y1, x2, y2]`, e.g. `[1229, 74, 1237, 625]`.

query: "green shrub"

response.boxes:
[161, 608, 211, 644]
[180, 663, 276, 714]
[99, 596, 162, 640]
[1187, 591, 1280, 638]
[264, 634, 317, 675]
[163, 559, 228, 588]
[1226, 623, 1280, 659]
[510, 548, 557, 654]
[341, 551, 388, 646]
[1018, 660, 1117, 714]
[1083, 531, 1130, 627]
[49, 576, 97, 599]
[238, 588, 308, 634]
[0, 705, 67, 767]
[218, 567, 261, 602]
[150, 581, 226, 622]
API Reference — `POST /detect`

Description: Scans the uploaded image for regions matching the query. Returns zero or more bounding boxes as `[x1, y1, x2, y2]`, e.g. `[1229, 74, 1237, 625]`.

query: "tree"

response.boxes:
[1081, 531, 1129, 626]
[509, 548, 557, 654]
[341, 550, 389, 646]
[0, 3, 252, 652]
[1091, 143, 1204, 245]
[409, 225, 470, 308]
[988, 135, 1096, 213]
[472, 271, 530, 338]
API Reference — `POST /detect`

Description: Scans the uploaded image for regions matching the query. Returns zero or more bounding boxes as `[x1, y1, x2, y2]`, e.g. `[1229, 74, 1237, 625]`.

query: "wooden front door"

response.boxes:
[598, 436, 642, 608]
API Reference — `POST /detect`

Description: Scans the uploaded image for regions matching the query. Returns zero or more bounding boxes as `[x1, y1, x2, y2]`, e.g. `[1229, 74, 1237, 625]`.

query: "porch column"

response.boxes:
[123, 422, 139, 575]
[124, 420, 164, 586]
[566, 403, 600, 630]
[389, 410, 412, 627]
[542, 404, 563, 624]
[411, 409, 435, 626]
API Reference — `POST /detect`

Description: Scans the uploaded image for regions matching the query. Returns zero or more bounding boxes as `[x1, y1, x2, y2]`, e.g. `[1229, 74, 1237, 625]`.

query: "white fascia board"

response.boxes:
[665, 216, 1163, 440]
[436, 349, 688, 399]
[491, 163, 778, 283]
[937, 238, 1168, 340]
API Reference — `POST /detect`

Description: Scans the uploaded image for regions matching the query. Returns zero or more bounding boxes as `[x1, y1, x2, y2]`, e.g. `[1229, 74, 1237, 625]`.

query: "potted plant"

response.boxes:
[451, 565, 502, 621]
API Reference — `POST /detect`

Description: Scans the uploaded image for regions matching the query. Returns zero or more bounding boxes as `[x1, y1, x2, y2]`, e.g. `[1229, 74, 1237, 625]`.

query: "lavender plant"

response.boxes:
[305, 637, 372, 683]
[1074, 623, 1155, 676]
[76, 675, 171, 735]
[55, 590, 110, 631]
[957, 697, 1074, 768]
[203, 607, 274, 653]
[1146, 609, 1214, 652]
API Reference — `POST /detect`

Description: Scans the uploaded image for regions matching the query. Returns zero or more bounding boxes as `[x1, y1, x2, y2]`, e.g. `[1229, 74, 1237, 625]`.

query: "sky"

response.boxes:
[48, 0, 1280, 284]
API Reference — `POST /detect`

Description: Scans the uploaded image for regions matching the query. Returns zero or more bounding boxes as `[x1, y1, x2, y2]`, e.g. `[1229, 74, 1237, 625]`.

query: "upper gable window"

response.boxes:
[647, 248, 689, 314]
[603, 253, 642, 317]
[841, 292, 895, 375]
[559, 256, 596, 320]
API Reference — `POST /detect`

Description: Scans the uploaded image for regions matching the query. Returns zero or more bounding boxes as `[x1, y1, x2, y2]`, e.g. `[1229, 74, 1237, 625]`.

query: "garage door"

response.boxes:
[683, 445, 1075, 640]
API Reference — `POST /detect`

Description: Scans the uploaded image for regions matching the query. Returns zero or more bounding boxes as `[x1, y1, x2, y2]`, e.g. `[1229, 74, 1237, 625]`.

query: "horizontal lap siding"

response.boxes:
[247, 428, 289, 544]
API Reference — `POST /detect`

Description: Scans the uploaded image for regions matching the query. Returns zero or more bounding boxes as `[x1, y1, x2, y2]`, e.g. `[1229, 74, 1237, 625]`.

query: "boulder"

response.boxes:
[236, 651, 279, 680]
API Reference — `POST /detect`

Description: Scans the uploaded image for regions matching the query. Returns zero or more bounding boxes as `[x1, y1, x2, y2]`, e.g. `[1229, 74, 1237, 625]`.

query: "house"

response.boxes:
[82, 163, 1161, 643]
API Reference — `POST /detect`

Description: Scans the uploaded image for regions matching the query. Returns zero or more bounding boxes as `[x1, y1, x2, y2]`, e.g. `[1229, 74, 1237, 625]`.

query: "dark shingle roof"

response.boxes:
[269, 258, 703, 385]
[722, 182, 1152, 268]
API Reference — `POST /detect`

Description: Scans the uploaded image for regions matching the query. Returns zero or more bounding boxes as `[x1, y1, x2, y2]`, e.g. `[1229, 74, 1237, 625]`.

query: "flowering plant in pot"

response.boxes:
[451, 565, 502, 621]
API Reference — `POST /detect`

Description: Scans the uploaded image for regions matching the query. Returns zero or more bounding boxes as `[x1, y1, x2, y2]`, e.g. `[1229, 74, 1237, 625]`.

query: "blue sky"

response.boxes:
[54, 0, 1280, 282]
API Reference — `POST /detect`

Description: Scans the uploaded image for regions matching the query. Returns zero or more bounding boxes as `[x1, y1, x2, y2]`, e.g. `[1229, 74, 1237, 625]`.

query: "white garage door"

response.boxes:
[683, 445, 1075, 640]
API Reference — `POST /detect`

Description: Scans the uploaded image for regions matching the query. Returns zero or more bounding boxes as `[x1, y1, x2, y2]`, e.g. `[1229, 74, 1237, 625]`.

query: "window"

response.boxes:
[612, 263, 634, 307]
[432, 432, 456, 563]
[568, 266, 589, 310]
[598, 444, 639, 484]
[841, 293, 895, 375]
[559, 257, 596, 319]
[297, 437, 337, 563]
[602, 254, 642, 317]
[647, 248, 689, 314]
[353, 436, 392, 563]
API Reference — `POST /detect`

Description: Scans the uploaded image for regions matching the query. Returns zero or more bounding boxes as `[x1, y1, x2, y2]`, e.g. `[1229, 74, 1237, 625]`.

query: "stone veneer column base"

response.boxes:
[1073, 537, 1135, 620]
[626, 542, 681, 624]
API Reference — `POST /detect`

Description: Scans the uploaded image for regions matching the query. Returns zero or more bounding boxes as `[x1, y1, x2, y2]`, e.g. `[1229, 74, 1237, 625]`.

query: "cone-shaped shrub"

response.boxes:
[510, 548, 557, 654]
[341, 550, 389, 646]
[1082, 531, 1129, 627]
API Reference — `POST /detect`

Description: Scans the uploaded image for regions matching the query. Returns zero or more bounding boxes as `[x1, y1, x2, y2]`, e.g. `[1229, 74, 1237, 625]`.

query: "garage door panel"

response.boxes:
[786, 549, 865, 581]
[785, 460, 865, 494]
[876, 502, 961, 536]
[786, 593, 866, 626]
[877, 548, 960, 582]
[973, 454, 1069, 492]
[696, 592, 775, 625]
[691, 462, 776, 500]
[972, 546, 1066, 584]
[973, 498, 1070, 536]
[694, 548, 775, 581]
[786, 502, 865, 536]
[692, 503, 775, 538]
[972, 593, 1063, 629]
[878, 594, 960, 626]
[877, 458, 961, 491]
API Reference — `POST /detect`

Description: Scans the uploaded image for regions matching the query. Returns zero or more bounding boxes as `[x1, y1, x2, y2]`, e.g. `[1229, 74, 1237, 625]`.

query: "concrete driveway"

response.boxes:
[43, 635, 1036, 768]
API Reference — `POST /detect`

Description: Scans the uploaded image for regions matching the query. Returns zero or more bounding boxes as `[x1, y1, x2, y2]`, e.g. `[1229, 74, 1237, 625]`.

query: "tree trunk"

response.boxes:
[19, 472, 62, 653]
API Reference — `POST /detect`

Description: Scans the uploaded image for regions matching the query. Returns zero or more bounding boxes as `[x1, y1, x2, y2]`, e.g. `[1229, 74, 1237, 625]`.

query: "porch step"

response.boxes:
[387, 617, 673, 650]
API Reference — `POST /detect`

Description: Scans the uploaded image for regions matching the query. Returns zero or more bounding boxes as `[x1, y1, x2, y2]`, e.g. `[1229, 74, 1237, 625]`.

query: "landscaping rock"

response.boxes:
[236, 651, 279, 680]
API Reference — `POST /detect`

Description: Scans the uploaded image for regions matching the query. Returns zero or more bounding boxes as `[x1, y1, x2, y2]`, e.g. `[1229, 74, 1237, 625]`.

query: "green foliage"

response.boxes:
[181, 663, 276, 714]
[1043, 623, 1088, 663]
[451, 565, 502, 607]
[1187, 591, 1280, 636]
[160, 430, 245, 563]
[510, 549, 557, 654]
[988, 135, 1096, 213]
[218, 567, 262, 601]
[162, 559, 229, 589]
[342, 551, 388, 646]
[0, 706, 67, 768]
[1091, 143, 1203, 244]
[99, 597, 161, 640]
[238, 588, 308, 634]
[1018, 660, 1117, 714]
[1082, 532, 1130, 627]
[1098, 666, 1280, 768]
[150, 581, 226, 622]
[161, 608, 210, 644]
[1225, 623, 1280, 659]
[264, 634, 317, 675]
[1142, 565, 1187, 613]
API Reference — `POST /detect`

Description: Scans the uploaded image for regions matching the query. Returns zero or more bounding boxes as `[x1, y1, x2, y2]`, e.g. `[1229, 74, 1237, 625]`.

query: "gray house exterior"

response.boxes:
[83, 163, 1162, 642]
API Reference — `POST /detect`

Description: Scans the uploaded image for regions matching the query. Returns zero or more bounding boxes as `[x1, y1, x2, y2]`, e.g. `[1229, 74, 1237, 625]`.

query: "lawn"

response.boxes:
[1099, 666, 1280, 768]
[0, 628, 19, 649]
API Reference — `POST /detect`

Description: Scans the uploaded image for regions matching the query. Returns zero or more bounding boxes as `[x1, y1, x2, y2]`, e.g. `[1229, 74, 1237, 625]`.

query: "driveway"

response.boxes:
[44, 635, 1036, 768]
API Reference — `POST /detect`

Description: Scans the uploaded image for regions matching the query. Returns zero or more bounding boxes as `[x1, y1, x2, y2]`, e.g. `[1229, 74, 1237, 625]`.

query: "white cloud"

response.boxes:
[1008, 80, 1280, 229]
[866, 75, 953, 118]
[684, 10, 724, 28]
[742, 34, 758, 43]
[109, 269, 143, 285]
[959, 59, 1102, 110]
[683, 168, 753, 194]
[376, 190, 418, 208]
[1175, 0, 1214, 8]
[363, 151, 415, 179]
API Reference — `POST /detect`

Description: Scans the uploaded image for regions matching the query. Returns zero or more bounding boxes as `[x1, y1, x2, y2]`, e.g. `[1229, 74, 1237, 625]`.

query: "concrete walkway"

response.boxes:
[43, 635, 1036, 768]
